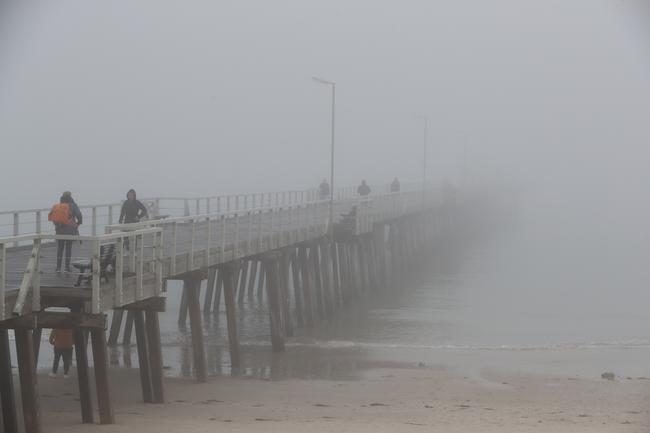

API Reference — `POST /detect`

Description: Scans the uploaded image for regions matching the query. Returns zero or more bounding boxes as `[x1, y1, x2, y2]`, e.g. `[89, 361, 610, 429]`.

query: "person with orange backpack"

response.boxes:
[48, 191, 83, 272]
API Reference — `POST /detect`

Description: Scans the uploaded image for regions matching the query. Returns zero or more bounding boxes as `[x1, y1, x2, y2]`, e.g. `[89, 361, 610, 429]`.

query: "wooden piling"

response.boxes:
[203, 268, 217, 314]
[256, 262, 265, 298]
[310, 245, 324, 319]
[123, 310, 135, 346]
[133, 310, 153, 403]
[14, 329, 40, 433]
[73, 328, 93, 423]
[0, 329, 18, 433]
[263, 255, 285, 352]
[237, 260, 249, 304]
[279, 251, 293, 337]
[185, 277, 207, 383]
[107, 309, 123, 346]
[290, 252, 304, 328]
[331, 242, 342, 308]
[213, 270, 223, 313]
[298, 246, 314, 327]
[32, 327, 42, 371]
[90, 328, 115, 424]
[145, 310, 165, 403]
[247, 260, 258, 297]
[319, 241, 334, 319]
[222, 263, 241, 369]
[178, 286, 189, 327]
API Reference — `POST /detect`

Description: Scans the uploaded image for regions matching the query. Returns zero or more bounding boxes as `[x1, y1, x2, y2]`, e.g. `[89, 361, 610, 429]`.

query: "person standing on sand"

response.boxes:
[49, 328, 74, 378]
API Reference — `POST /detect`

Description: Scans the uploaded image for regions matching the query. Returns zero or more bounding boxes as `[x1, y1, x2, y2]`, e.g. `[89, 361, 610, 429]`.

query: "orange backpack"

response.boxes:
[48, 203, 73, 225]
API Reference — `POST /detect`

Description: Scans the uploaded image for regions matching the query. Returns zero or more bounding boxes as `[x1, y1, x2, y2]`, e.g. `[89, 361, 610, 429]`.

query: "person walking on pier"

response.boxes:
[49, 328, 74, 378]
[48, 191, 83, 273]
[357, 180, 371, 197]
[319, 178, 331, 200]
[390, 177, 401, 193]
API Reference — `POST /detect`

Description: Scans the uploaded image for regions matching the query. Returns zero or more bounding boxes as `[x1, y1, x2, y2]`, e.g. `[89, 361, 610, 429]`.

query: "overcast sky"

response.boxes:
[1, 0, 649, 211]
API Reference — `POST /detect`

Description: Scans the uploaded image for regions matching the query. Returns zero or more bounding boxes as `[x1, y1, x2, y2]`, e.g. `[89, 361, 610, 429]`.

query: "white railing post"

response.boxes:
[234, 213, 240, 258]
[184, 199, 190, 216]
[137, 234, 144, 299]
[115, 237, 124, 306]
[92, 238, 101, 314]
[190, 220, 196, 270]
[206, 216, 212, 266]
[195, 199, 200, 215]
[235, 196, 240, 212]
[257, 210, 263, 252]
[171, 221, 178, 275]
[92, 207, 97, 236]
[269, 208, 274, 249]
[227, 196, 231, 213]
[13, 213, 18, 246]
[247, 211, 253, 254]
[31, 238, 41, 312]
[207, 198, 211, 215]
[35, 211, 42, 234]
[220, 215, 226, 261]
[108, 206, 113, 225]
[154, 230, 163, 295]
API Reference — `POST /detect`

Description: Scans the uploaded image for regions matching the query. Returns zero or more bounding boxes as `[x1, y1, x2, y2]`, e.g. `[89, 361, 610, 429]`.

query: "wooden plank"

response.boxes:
[2, 312, 106, 330]
[145, 310, 165, 403]
[0, 329, 18, 433]
[14, 328, 41, 433]
[222, 264, 241, 369]
[116, 297, 166, 312]
[73, 328, 93, 424]
[133, 310, 153, 403]
[90, 328, 115, 424]
[185, 278, 206, 383]
[107, 310, 123, 346]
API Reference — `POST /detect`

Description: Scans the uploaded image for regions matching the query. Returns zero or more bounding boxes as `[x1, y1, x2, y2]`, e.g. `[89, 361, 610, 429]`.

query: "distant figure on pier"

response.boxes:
[357, 180, 371, 197]
[120, 189, 148, 250]
[48, 191, 83, 273]
[390, 177, 401, 193]
[119, 189, 148, 224]
[319, 178, 331, 200]
[48, 328, 74, 378]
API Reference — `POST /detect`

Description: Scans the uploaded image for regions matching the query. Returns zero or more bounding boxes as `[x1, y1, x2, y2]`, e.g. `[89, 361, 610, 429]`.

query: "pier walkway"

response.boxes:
[0, 184, 443, 433]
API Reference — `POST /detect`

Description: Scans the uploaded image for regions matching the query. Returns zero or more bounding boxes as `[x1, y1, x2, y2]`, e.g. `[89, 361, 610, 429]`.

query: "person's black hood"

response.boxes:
[127, 189, 137, 200]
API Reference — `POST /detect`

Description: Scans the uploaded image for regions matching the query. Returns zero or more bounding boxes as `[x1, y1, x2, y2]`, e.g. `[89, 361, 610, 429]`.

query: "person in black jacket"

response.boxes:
[357, 180, 371, 197]
[119, 189, 148, 224]
[119, 189, 148, 251]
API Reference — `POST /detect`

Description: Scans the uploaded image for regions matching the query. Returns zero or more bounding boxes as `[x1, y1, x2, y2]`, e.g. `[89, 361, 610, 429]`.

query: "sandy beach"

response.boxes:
[33, 362, 649, 433]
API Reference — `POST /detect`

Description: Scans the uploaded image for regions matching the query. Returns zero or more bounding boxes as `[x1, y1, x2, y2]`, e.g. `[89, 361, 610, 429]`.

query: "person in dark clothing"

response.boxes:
[119, 189, 148, 251]
[49, 191, 83, 272]
[390, 177, 401, 193]
[319, 178, 330, 200]
[357, 180, 371, 197]
[49, 328, 74, 378]
[119, 189, 148, 224]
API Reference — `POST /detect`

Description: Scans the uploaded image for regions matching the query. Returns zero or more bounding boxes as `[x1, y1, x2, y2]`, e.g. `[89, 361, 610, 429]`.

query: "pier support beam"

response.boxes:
[222, 262, 241, 370]
[0, 329, 18, 433]
[145, 310, 165, 403]
[298, 246, 314, 327]
[107, 310, 123, 347]
[263, 253, 285, 352]
[90, 328, 114, 424]
[14, 329, 40, 433]
[133, 310, 153, 403]
[185, 276, 207, 383]
[74, 328, 93, 424]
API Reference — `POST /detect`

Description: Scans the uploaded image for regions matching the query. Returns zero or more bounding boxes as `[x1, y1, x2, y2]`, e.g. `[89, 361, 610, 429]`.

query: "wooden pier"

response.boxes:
[0, 186, 446, 433]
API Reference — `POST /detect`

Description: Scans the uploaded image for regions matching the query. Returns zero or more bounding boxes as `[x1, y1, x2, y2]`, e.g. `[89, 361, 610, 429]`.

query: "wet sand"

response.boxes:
[37, 362, 649, 433]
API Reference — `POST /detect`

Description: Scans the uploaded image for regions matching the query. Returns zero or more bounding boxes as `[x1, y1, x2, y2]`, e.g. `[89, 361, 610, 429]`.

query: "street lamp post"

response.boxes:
[414, 114, 428, 207]
[312, 76, 336, 241]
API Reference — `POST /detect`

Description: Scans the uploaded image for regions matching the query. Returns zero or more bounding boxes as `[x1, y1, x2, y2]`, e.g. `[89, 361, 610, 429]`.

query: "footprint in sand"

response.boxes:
[369, 403, 389, 407]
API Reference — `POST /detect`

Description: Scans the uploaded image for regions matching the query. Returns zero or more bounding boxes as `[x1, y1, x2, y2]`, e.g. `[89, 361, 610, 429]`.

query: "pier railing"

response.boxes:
[0, 183, 421, 241]
[0, 227, 163, 320]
